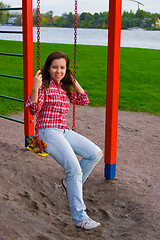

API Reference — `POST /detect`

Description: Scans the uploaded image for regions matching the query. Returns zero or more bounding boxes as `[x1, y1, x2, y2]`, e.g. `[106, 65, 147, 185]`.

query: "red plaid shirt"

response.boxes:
[26, 79, 89, 129]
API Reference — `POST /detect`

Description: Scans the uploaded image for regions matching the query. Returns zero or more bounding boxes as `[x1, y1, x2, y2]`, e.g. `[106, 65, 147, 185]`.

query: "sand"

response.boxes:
[0, 106, 160, 240]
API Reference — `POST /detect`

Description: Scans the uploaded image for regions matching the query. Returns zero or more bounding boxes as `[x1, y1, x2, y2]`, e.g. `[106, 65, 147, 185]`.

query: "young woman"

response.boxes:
[26, 51, 103, 230]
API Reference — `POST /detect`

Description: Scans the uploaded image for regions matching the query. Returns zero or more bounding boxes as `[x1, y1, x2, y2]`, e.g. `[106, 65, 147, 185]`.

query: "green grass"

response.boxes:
[119, 47, 160, 115]
[0, 40, 160, 116]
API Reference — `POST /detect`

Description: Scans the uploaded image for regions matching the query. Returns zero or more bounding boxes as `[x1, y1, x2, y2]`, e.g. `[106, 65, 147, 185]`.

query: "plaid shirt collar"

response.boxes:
[49, 78, 62, 88]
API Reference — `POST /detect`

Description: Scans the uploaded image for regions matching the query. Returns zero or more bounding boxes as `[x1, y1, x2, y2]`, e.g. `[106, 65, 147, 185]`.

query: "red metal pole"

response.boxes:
[104, 0, 122, 179]
[22, 0, 34, 146]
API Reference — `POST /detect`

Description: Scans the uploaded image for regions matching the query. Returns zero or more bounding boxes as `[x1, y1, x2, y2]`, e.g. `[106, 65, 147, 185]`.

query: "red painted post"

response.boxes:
[22, 0, 34, 146]
[104, 0, 122, 179]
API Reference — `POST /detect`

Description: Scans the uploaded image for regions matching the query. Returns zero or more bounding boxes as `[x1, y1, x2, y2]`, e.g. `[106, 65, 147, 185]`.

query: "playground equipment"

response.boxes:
[0, 0, 122, 180]
[105, 0, 122, 179]
[0, 7, 24, 124]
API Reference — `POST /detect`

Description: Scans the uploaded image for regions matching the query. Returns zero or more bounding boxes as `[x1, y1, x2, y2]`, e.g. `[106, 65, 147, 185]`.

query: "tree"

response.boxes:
[6, 6, 159, 29]
[150, 14, 159, 28]
[67, 12, 74, 26]
[80, 12, 88, 21]
[33, 8, 37, 26]
[135, 9, 145, 19]
[41, 16, 47, 26]
[56, 16, 63, 26]
[0, 2, 10, 24]
[47, 17, 52, 26]
[93, 13, 99, 21]
[121, 18, 130, 29]
[45, 11, 53, 19]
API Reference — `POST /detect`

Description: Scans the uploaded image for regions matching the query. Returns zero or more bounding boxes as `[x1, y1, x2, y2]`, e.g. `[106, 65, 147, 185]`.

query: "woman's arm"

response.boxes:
[71, 78, 89, 106]
[31, 70, 43, 102]
[74, 80, 85, 94]
[25, 70, 44, 115]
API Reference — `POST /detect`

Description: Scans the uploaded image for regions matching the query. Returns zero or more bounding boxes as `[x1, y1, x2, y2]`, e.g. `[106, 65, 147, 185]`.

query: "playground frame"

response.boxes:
[2, 0, 122, 180]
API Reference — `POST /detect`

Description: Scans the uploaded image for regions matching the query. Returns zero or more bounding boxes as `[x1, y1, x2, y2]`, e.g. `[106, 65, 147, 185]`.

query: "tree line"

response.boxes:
[34, 10, 160, 29]
[0, 1, 160, 29]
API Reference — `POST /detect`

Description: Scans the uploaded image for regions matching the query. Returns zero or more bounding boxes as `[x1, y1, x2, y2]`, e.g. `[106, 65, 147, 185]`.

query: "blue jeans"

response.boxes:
[39, 128, 102, 224]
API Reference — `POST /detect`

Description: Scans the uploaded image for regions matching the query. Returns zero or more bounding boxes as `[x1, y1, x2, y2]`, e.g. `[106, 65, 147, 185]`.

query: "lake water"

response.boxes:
[0, 26, 160, 50]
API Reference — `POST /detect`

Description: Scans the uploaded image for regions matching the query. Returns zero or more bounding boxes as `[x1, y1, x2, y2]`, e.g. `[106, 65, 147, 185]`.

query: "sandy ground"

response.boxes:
[0, 106, 160, 240]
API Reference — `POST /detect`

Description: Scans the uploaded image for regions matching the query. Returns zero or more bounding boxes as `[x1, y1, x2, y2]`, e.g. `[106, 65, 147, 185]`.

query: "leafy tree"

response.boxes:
[56, 16, 63, 27]
[67, 12, 74, 25]
[121, 18, 130, 29]
[152, 13, 159, 24]
[33, 8, 38, 26]
[47, 17, 52, 25]
[93, 13, 99, 21]
[0, 2, 10, 24]
[135, 9, 146, 19]
[41, 16, 47, 26]
[45, 11, 53, 19]
[79, 12, 88, 21]
[2, 3, 159, 30]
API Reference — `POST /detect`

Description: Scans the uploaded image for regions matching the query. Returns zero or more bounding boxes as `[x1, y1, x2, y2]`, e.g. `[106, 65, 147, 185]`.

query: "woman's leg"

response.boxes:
[39, 128, 88, 224]
[65, 130, 103, 184]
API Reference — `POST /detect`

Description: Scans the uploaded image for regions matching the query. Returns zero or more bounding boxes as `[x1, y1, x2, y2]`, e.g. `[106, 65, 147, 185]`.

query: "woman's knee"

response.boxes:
[66, 166, 83, 179]
[92, 149, 103, 163]
[98, 150, 103, 158]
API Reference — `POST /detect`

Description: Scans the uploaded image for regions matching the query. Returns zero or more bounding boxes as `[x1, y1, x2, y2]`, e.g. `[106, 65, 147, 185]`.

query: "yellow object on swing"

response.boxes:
[26, 137, 49, 157]
[26, 146, 49, 157]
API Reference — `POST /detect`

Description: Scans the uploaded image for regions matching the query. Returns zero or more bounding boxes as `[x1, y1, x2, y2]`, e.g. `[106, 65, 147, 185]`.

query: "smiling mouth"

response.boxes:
[55, 75, 61, 78]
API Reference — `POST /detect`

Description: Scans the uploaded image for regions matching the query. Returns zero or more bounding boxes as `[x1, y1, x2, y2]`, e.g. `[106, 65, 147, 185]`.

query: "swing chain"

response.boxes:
[72, 0, 78, 131]
[37, 0, 40, 70]
[35, 106, 43, 153]
[35, 0, 43, 153]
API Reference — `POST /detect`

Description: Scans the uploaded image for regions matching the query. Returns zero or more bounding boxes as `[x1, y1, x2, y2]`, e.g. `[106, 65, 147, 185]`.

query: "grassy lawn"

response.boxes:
[0, 40, 160, 116]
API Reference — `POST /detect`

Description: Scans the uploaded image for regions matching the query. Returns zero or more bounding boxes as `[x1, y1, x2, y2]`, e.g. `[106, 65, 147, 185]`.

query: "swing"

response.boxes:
[27, 0, 78, 156]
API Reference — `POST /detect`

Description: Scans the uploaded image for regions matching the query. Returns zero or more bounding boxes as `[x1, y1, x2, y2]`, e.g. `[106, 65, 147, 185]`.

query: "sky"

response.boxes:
[2, 0, 160, 15]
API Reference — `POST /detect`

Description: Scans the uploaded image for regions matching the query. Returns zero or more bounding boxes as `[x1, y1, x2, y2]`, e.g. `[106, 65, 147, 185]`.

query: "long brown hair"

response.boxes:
[41, 51, 73, 99]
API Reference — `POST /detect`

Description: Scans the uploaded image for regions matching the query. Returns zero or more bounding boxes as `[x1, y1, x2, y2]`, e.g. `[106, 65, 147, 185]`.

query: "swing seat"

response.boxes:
[26, 146, 49, 157]
[26, 137, 49, 157]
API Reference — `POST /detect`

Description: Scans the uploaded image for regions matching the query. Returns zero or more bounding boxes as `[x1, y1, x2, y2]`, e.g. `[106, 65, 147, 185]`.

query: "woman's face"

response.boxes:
[49, 58, 67, 83]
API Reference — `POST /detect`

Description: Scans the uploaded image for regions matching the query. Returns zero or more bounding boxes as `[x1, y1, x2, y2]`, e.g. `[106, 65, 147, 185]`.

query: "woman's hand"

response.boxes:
[31, 70, 42, 102]
[32, 70, 43, 91]
[71, 76, 84, 94]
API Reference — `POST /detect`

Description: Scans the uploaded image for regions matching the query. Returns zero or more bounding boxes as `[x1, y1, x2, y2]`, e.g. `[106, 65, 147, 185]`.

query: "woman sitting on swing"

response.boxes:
[26, 51, 102, 230]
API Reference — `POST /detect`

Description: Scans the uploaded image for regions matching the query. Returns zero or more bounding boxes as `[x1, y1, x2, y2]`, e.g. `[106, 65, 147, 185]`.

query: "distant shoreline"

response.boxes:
[0, 24, 160, 31]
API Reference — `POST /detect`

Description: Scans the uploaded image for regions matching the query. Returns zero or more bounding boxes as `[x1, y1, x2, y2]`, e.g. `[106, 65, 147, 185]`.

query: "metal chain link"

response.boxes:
[72, 0, 78, 131]
[37, 0, 40, 70]
[35, 0, 43, 153]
